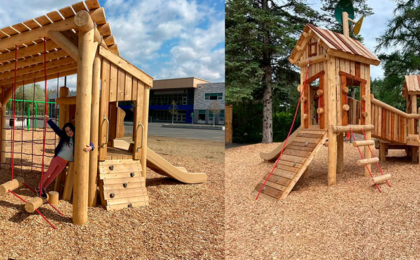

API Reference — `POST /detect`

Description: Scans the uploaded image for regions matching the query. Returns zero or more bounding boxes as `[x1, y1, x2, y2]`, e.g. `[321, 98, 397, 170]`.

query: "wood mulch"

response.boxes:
[226, 141, 420, 259]
[0, 130, 224, 259]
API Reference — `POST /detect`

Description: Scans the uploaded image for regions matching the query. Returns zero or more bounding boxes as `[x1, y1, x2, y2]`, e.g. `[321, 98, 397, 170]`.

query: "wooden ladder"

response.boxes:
[351, 131, 391, 192]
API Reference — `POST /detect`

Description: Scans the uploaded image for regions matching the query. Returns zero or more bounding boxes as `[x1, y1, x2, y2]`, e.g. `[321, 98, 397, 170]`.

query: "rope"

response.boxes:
[256, 59, 311, 200]
[11, 45, 17, 180]
[39, 38, 48, 196]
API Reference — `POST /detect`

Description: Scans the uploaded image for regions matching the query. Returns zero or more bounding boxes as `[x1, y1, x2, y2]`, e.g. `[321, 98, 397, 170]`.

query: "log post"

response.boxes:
[0, 177, 24, 196]
[48, 191, 59, 206]
[140, 87, 151, 178]
[327, 58, 337, 186]
[54, 87, 69, 193]
[88, 54, 101, 207]
[25, 195, 49, 213]
[73, 10, 98, 225]
[337, 133, 344, 174]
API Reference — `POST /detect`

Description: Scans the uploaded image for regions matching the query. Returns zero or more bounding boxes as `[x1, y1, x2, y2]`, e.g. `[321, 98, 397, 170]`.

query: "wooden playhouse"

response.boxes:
[255, 24, 420, 201]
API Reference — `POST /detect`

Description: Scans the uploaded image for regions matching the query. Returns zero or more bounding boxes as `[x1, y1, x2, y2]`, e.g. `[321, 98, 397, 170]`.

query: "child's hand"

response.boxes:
[44, 115, 49, 121]
[83, 145, 93, 152]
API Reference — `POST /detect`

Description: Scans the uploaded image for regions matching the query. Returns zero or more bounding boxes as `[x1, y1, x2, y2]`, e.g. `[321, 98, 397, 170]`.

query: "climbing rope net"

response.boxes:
[0, 39, 64, 229]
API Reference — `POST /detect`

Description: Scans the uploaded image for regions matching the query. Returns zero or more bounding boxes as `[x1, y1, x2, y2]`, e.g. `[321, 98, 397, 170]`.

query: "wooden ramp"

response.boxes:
[255, 128, 328, 200]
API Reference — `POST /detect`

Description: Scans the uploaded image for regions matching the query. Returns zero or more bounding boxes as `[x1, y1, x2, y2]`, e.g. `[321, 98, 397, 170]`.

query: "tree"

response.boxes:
[168, 100, 178, 124]
[6, 84, 46, 115]
[209, 101, 221, 126]
[226, 0, 322, 143]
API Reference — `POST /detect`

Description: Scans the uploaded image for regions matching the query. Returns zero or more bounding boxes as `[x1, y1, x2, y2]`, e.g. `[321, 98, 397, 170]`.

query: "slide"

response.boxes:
[147, 148, 208, 184]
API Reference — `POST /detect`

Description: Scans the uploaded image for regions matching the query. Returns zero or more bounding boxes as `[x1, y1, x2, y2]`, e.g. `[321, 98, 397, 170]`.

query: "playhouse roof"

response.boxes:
[0, 0, 153, 94]
[403, 75, 420, 97]
[289, 24, 380, 66]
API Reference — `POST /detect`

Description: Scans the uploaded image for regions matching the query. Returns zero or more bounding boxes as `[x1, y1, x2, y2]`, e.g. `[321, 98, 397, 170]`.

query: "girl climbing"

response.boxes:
[36, 115, 94, 198]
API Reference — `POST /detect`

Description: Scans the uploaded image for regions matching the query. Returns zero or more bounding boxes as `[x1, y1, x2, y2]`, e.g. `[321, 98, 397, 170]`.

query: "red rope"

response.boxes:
[350, 129, 382, 193]
[11, 45, 17, 180]
[31, 78, 35, 172]
[256, 60, 311, 200]
[8, 190, 56, 229]
[361, 128, 391, 187]
[39, 38, 48, 196]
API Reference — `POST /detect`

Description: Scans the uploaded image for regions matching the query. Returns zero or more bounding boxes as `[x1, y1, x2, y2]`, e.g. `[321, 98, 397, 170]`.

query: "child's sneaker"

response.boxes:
[41, 188, 47, 199]
[35, 187, 41, 197]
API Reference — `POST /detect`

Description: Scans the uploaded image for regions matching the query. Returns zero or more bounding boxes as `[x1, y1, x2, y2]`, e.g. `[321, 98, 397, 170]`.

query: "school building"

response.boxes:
[149, 77, 225, 125]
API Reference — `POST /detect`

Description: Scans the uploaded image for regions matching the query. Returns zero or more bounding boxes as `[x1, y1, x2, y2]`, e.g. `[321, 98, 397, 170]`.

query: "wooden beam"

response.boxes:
[0, 63, 77, 86]
[328, 49, 380, 66]
[56, 96, 77, 105]
[73, 26, 98, 225]
[0, 49, 71, 74]
[99, 46, 153, 87]
[97, 23, 111, 37]
[1, 68, 77, 105]
[48, 31, 79, 60]
[332, 124, 374, 133]
[104, 35, 115, 46]
[0, 17, 78, 51]
[75, 10, 94, 33]
[0, 40, 59, 63]
[0, 57, 74, 81]
[89, 8, 107, 25]
[371, 96, 420, 119]
[297, 54, 329, 67]
[109, 44, 119, 55]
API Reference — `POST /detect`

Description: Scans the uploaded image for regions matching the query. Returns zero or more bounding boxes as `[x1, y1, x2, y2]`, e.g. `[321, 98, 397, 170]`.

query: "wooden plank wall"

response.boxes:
[99, 58, 145, 161]
[371, 102, 407, 144]
[225, 105, 233, 143]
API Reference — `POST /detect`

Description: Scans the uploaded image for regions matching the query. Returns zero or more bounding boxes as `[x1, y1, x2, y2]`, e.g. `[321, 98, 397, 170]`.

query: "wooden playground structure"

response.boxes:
[0, 0, 207, 227]
[255, 22, 420, 201]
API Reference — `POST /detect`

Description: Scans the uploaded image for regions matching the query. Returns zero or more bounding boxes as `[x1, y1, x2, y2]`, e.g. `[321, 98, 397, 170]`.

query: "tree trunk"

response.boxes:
[172, 114, 174, 124]
[261, 0, 273, 143]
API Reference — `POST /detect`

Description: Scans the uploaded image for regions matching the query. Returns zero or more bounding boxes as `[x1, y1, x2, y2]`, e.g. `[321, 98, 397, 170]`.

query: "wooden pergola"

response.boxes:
[0, 0, 153, 225]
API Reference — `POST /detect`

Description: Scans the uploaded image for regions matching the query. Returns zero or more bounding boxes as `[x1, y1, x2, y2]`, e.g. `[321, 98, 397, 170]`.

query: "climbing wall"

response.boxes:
[98, 159, 149, 210]
[255, 128, 328, 200]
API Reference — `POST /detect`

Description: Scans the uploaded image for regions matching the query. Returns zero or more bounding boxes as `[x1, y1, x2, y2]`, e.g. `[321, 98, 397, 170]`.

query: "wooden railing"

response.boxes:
[347, 96, 420, 144]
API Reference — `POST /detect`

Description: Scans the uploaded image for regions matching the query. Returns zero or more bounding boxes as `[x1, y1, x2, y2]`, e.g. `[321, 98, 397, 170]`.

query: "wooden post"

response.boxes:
[63, 162, 75, 201]
[342, 12, 349, 37]
[379, 142, 387, 162]
[327, 58, 337, 186]
[73, 10, 98, 225]
[1, 104, 5, 164]
[88, 54, 101, 207]
[48, 191, 59, 206]
[140, 87, 150, 178]
[54, 87, 69, 193]
[337, 134, 344, 174]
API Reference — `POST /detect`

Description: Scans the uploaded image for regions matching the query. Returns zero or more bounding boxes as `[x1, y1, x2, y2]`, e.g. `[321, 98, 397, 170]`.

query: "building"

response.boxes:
[149, 77, 225, 125]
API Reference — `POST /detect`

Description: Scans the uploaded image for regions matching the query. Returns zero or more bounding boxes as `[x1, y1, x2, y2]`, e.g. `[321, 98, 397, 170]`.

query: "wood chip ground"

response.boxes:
[226, 141, 420, 259]
[0, 130, 224, 259]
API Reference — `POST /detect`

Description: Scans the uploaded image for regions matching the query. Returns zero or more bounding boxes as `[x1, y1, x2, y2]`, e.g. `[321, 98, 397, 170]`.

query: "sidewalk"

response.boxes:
[162, 123, 225, 130]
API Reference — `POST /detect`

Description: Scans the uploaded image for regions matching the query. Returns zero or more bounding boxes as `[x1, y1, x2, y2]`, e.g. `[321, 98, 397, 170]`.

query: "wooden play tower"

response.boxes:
[0, 0, 206, 227]
[255, 23, 420, 201]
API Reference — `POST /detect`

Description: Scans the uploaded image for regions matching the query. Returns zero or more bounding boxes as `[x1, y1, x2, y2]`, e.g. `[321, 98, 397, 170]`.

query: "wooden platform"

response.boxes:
[255, 128, 328, 201]
[106, 147, 133, 160]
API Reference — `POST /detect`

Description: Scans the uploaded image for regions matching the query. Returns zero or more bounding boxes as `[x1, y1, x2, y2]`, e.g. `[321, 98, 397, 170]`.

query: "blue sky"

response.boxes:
[0, 0, 225, 90]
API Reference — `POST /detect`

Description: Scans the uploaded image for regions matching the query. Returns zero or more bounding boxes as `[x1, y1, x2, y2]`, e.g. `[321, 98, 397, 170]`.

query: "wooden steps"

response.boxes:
[255, 129, 328, 201]
[98, 159, 149, 211]
[357, 157, 379, 166]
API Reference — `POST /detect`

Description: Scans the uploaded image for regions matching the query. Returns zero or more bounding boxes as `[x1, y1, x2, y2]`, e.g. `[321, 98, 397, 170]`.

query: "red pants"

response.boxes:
[42, 156, 68, 188]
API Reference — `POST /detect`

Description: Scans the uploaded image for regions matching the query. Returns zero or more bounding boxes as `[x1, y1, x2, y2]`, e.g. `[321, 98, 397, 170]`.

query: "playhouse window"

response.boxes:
[308, 40, 317, 57]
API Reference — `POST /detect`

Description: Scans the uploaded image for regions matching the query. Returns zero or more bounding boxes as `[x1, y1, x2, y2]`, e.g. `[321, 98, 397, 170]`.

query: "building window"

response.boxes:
[219, 110, 225, 123]
[205, 93, 223, 100]
[198, 110, 206, 122]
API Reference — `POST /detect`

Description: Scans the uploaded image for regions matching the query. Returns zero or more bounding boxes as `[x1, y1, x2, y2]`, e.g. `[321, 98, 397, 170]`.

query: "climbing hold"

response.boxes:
[110, 193, 115, 198]
[123, 183, 128, 188]
[128, 203, 133, 208]
[130, 173, 135, 177]
[109, 165, 114, 171]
